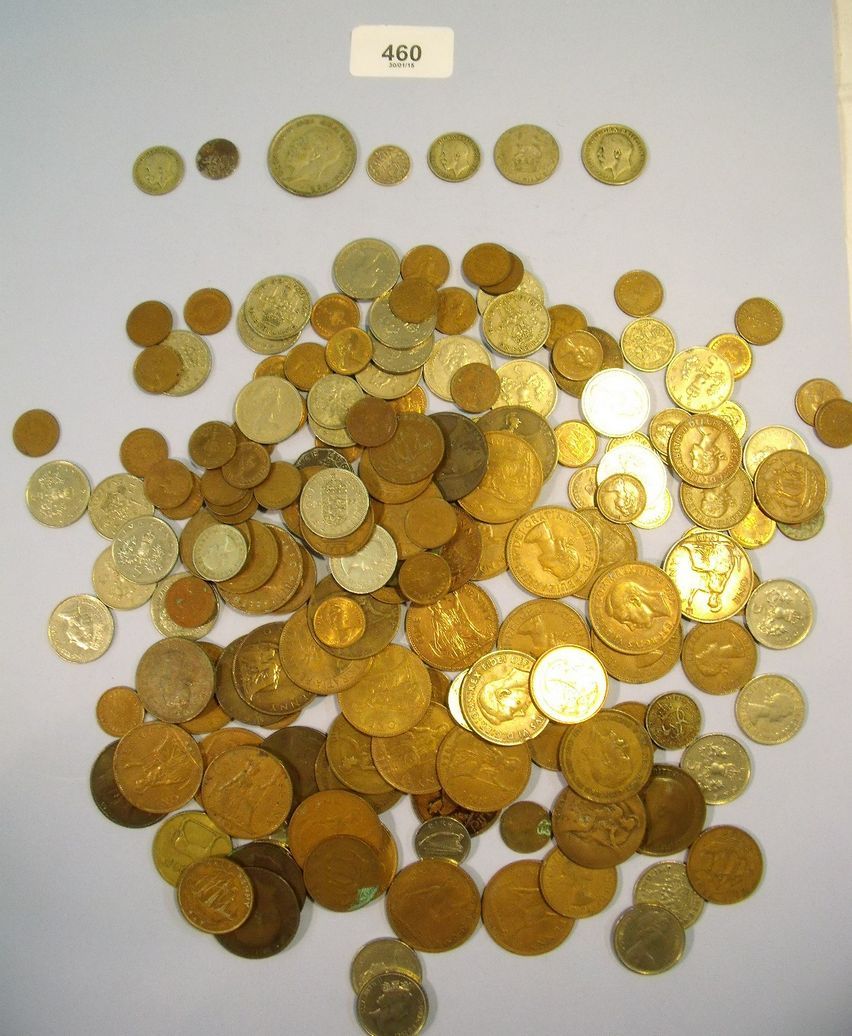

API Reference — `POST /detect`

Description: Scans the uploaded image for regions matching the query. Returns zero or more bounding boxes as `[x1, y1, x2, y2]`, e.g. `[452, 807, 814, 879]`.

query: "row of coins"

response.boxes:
[19, 238, 835, 1034]
[133, 117, 648, 196]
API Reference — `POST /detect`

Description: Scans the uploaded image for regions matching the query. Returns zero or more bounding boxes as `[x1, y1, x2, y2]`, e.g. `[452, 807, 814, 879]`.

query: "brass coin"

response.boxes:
[581, 124, 647, 185]
[350, 938, 423, 994]
[681, 733, 751, 805]
[621, 317, 676, 372]
[708, 332, 753, 379]
[339, 644, 432, 737]
[499, 801, 552, 853]
[436, 727, 531, 812]
[303, 833, 383, 911]
[735, 674, 806, 745]
[89, 741, 164, 828]
[386, 859, 480, 952]
[288, 789, 385, 868]
[461, 242, 513, 287]
[48, 593, 113, 662]
[754, 449, 826, 523]
[493, 124, 559, 185]
[539, 847, 616, 919]
[436, 286, 478, 334]
[371, 703, 454, 796]
[398, 552, 453, 605]
[745, 578, 813, 649]
[183, 287, 232, 334]
[499, 598, 590, 657]
[326, 327, 373, 375]
[195, 138, 239, 179]
[687, 824, 763, 904]
[588, 561, 680, 654]
[482, 860, 574, 955]
[645, 692, 701, 749]
[254, 461, 302, 508]
[144, 458, 193, 509]
[634, 861, 705, 928]
[152, 811, 232, 886]
[388, 277, 438, 323]
[814, 397, 852, 447]
[638, 764, 706, 856]
[12, 408, 60, 456]
[404, 497, 458, 549]
[120, 427, 169, 477]
[613, 904, 685, 974]
[613, 269, 663, 316]
[596, 473, 646, 524]
[366, 144, 411, 186]
[96, 686, 145, 737]
[413, 816, 472, 864]
[188, 421, 236, 469]
[400, 244, 450, 288]
[133, 342, 183, 393]
[176, 856, 254, 934]
[313, 596, 366, 648]
[311, 292, 361, 339]
[267, 114, 356, 196]
[356, 972, 428, 1036]
[427, 132, 481, 182]
[552, 329, 603, 380]
[734, 297, 783, 345]
[133, 145, 184, 195]
[450, 362, 501, 413]
[559, 710, 653, 803]
[215, 865, 301, 958]
[222, 441, 271, 488]
[406, 582, 498, 671]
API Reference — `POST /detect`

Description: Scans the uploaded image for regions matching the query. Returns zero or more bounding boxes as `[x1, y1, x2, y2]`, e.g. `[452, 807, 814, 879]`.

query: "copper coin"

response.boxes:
[404, 497, 458, 549]
[386, 859, 480, 952]
[400, 244, 450, 288]
[388, 277, 438, 323]
[430, 411, 489, 501]
[814, 397, 852, 447]
[499, 800, 552, 853]
[638, 764, 706, 856]
[482, 251, 524, 295]
[119, 427, 169, 477]
[222, 441, 271, 489]
[449, 362, 501, 412]
[303, 834, 383, 911]
[89, 741, 164, 828]
[288, 788, 385, 868]
[398, 553, 452, 605]
[144, 458, 194, 508]
[136, 638, 215, 722]
[133, 342, 183, 393]
[112, 722, 203, 814]
[436, 286, 478, 334]
[461, 242, 512, 287]
[164, 575, 217, 627]
[96, 686, 145, 737]
[254, 461, 303, 509]
[229, 840, 306, 908]
[215, 865, 301, 957]
[201, 745, 293, 839]
[687, 825, 763, 904]
[345, 395, 399, 447]
[12, 408, 60, 456]
[482, 860, 574, 955]
[195, 138, 239, 180]
[552, 786, 646, 868]
[188, 420, 237, 469]
[370, 413, 445, 484]
[126, 299, 173, 347]
[184, 287, 232, 334]
[311, 293, 361, 339]
[411, 788, 499, 836]
[263, 726, 326, 808]
[177, 856, 254, 933]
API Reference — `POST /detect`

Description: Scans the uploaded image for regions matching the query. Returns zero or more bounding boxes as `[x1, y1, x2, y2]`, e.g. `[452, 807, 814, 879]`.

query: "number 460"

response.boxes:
[382, 43, 422, 62]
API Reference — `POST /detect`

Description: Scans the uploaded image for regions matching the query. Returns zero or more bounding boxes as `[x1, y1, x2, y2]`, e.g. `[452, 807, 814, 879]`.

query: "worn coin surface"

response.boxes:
[26, 460, 90, 527]
[581, 124, 647, 184]
[427, 132, 481, 182]
[612, 903, 685, 974]
[133, 145, 184, 195]
[48, 594, 114, 662]
[735, 674, 805, 745]
[493, 124, 559, 184]
[267, 114, 356, 196]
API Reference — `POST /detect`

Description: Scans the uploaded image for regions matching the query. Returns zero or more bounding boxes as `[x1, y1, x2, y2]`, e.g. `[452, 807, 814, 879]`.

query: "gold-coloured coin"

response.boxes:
[126, 300, 173, 347]
[201, 745, 293, 838]
[507, 506, 599, 598]
[620, 317, 676, 371]
[707, 333, 753, 379]
[754, 449, 826, 523]
[679, 469, 754, 531]
[113, 721, 203, 813]
[596, 473, 646, 524]
[814, 397, 852, 447]
[26, 459, 90, 527]
[734, 297, 783, 345]
[267, 114, 356, 196]
[437, 727, 531, 812]
[120, 427, 169, 477]
[427, 132, 481, 182]
[567, 466, 598, 509]
[450, 362, 501, 413]
[743, 425, 808, 477]
[303, 833, 383, 911]
[482, 860, 574, 956]
[334, 238, 400, 300]
[414, 816, 472, 864]
[133, 342, 183, 393]
[459, 649, 546, 746]
[12, 408, 60, 457]
[539, 847, 616, 918]
[338, 644, 432, 738]
[794, 377, 842, 424]
[686, 824, 763, 904]
[459, 430, 542, 522]
[482, 292, 550, 357]
[133, 145, 184, 195]
[668, 413, 742, 488]
[529, 645, 608, 724]
[639, 764, 706, 856]
[588, 561, 681, 653]
[613, 270, 663, 317]
[681, 733, 751, 805]
[559, 710, 653, 803]
[681, 618, 756, 695]
[96, 686, 145, 737]
[554, 421, 597, 467]
[436, 286, 477, 334]
[493, 124, 559, 184]
[48, 594, 114, 662]
[387, 859, 480, 952]
[371, 703, 454, 796]
[313, 596, 366, 648]
[552, 786, 645, 868]
[326, 327, 373, 375]
[735, 674, 806, 745]
[356, 972, 428, 1036]
[176, 857, 253, 933]
[645, 692, 701, 749]
[552, 329, 603, 381]
[663, 530, 752, 622]
[498, 599, 590, 657]
[350, 938, 423, 994]
[745, 578, 813, 649]
[184, 287, 231, 335]
[581, 124, 647, 185]
[152, 811, 232, 886]
[729, 500, 776, 549]
[612, 904, 685, 974]
[234, 375, 303, 444]
[366, 145, 411, 186]
[499, 801, 552, 853]
[665, 347, 734, 412]
[634, 862, 704, 928]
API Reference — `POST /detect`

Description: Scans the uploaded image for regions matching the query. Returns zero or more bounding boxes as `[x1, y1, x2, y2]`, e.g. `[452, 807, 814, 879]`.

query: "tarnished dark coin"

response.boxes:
[263, 726, 326, 808]
[638, 764, 706, 856]
[229, 841, 306, 909]
[195, 138, 239, 179]
[215, 865, 301, 957]
[411, 788, 499, 837]
[477, 405, 559, 480]
[430, 411, 488, 501]
[89, 741, 164, 828]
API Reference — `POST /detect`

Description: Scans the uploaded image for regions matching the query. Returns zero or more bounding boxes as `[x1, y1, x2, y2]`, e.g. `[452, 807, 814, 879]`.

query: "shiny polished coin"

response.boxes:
[267, 114, 356, 196]
[529, 645, 608, 724]
[26, 459, 90, 527]
[152, 811, 232, 886]
[498, 599, 590, 657]
[499, 801, 551, 853]
[48, 594, 113, 662]
[668, 413, 742, 488]
[634, 861, 704, 928]
[581, 124, 647, 185]
[387, 858, 480, 952]
[414, 816, 471, 864]
[708, 332, 753, 379]
[427, 132, 481, 182]
[663, 529, 752, 622]
[681, 733, 751, 805]
[554, 420, 598, 467]
[482, 860, 574, 955]
[581, 368, 650, 436]
[493, 123, 559, 184]
[196, 137, 239, 179]
[645, 692, 701, 749]
[459, 649, 545, 746]
[735, 674, 805, 745]
[177, 856, 254, 933]
[734, 296, 783, 345]
[666, 347, 734, 412]
[613, 904, 685, 974]
[507, 506, 599, 599]
[12, 408, 60, 456]
[458, 430, 541, 522]
[745, 578, 813, 649]
[687, 824, 763, 904]
[679, 469, 754, 531]
[133, 145, 184, 195]
[621, 317, 675, 370]
[351, 938, 423, 994]
[356, 972, 428, 1036]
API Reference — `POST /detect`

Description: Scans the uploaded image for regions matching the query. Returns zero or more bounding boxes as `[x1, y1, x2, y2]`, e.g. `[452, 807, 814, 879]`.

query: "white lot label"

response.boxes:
[350, 25, 454, 78]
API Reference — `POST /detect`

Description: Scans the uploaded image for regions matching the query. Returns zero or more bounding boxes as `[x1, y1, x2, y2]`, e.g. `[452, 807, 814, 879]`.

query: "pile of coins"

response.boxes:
[18, 236, 838, 1034]
[133, 116, 647, 196]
